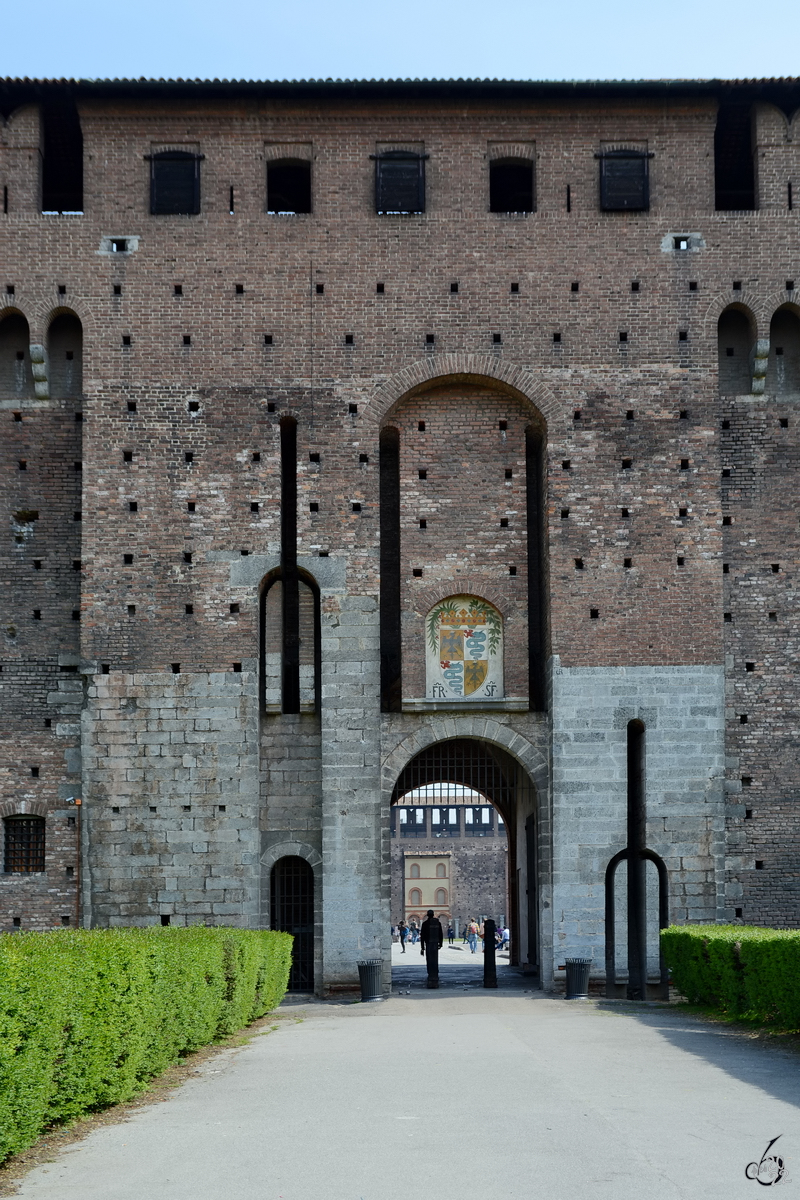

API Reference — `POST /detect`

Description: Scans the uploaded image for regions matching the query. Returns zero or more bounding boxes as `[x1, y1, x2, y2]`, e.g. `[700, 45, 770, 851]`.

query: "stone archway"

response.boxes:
[384, 723, 548, 978]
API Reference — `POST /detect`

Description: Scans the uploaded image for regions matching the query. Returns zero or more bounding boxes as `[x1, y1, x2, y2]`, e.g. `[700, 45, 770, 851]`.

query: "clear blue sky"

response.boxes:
[1, 0, 799, 83]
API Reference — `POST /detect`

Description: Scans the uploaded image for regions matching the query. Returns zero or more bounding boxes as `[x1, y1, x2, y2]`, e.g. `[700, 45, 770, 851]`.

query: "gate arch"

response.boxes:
[388, 732, 543, 974]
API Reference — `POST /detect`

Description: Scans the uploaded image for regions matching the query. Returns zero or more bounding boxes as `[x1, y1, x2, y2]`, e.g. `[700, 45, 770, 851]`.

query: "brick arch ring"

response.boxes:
[413, 582, 514, 621]
[702, 294, 763, 340]
[0, 800, 49, 819]
[364, 352, 560, 428]
[381, 719, 548, 799]
[31, 301, 96, 348]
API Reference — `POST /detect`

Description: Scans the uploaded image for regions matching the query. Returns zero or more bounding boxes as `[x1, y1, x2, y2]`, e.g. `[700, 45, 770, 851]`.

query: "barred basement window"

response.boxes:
[597, 150, 652, 212]
[3, 816, 45, 873]
[148, 151, 203, 216]
[373, 150, 427, 214]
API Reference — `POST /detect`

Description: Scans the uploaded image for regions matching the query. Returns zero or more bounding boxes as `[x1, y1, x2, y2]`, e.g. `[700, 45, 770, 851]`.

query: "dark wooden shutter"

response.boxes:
[374, 152, 425, 214]
[599, 152, 650, 211]
[150, 153, 201, 215]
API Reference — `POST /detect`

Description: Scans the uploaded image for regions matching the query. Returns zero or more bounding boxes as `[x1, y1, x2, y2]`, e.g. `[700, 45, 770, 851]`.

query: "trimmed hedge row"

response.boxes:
[660, 924, 800, 1028]
[0, 926, 293, 1163]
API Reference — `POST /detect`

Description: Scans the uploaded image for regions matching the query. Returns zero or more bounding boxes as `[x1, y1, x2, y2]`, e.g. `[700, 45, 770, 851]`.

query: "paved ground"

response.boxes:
[391, 936, 517, 986]
[11, 985, 800, 1200]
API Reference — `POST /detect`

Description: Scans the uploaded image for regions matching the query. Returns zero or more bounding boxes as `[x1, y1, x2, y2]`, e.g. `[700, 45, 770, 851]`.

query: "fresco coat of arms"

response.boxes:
[425, 596, 503, 701]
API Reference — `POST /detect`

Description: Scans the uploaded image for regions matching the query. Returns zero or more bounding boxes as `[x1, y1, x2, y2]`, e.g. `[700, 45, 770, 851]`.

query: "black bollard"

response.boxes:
[483, 919, 498, 988]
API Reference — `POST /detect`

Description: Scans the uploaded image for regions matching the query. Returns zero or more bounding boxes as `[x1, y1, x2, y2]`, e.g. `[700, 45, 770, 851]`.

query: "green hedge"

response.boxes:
[0, 926, 293, 1163]
[660, 925, 800, 1028]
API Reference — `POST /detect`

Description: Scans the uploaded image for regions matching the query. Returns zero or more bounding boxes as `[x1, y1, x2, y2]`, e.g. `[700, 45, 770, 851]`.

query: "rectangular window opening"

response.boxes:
[715, 103, 755, 210]
[599, 151, 650, 211]
[374, 151, 426, 215]
[149, 151, 202, 216]
[41, 100, 83, 213]
[267, 161, 311, 214]
[490, 159, 534, 213]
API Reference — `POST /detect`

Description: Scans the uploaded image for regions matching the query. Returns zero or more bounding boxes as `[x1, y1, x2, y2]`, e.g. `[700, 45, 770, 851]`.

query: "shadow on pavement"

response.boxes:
[593, 1000, 800, 1112]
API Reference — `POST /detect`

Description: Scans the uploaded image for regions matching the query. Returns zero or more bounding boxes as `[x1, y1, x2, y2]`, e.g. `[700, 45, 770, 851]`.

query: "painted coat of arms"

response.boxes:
[426, 596, 503, 701]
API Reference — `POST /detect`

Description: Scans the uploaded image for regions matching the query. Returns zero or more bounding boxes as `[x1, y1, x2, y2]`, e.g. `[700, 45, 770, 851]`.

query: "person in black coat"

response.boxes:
[420, 909, 444, 988]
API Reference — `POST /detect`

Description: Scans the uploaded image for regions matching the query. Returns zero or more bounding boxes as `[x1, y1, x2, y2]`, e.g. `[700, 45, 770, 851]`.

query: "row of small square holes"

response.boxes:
[560, 458, 694, 471]
[7, 918, 74, 928]
[5, 284, 68, 296]
[9, 280, 796, 302]
[411, 566, 518, 578]
[112, 406, 796, 428]
[118, 330, 699, 349]
[572, 557, 691, 569]
[120, 602, 241, 615]
[97, 663, 241, 677]
[109, 804, 227, 813]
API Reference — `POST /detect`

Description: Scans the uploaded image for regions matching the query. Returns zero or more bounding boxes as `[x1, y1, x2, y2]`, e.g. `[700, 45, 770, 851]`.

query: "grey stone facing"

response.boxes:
[549, 660, 726, 982]
[82, 669, 261, 929]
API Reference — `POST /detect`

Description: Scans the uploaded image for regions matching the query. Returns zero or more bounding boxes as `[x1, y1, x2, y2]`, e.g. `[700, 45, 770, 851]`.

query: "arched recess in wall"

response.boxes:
[379, 425, 401, 711]
[48, 312, 83, 399]
[260, 567, 321, 714]
[0, 311, 34, 399]
[270, 856, 314, 991]
[766, 305, 800, 395]
[378, 377, 548, 713]
[718, 305, 756, 394]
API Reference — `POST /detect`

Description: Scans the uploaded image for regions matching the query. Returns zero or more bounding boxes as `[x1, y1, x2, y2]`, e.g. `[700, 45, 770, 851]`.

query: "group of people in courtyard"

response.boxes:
[393, 918, 509, 955]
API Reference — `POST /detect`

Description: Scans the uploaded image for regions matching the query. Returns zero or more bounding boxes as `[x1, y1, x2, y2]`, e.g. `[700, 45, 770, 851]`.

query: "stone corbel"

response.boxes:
[751, 339, 769, 394]
[29, 343, 48, 399]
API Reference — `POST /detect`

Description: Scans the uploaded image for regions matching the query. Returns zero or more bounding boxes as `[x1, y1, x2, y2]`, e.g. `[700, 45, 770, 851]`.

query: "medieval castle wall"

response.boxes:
[0, 79, 798, 989]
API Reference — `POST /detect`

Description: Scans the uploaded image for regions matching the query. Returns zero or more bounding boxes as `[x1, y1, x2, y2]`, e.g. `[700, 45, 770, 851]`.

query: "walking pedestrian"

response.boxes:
[398, 920, 408, 953]
[420, 909, 444, 989]
[447, 922, 454, 946]
[467, 919, 478, 954]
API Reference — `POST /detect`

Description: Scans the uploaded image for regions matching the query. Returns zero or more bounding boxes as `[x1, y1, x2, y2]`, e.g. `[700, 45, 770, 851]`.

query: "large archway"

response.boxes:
[389, 737, 539, 981]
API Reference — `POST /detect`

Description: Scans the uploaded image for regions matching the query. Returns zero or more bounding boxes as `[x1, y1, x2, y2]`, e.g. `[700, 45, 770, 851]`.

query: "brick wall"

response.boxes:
[1, 80, 799, 969]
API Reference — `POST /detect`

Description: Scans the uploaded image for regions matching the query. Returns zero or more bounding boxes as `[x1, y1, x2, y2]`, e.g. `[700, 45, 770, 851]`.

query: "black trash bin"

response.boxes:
[564, 957, 592, 1000]
[357, 960, 384, 1002]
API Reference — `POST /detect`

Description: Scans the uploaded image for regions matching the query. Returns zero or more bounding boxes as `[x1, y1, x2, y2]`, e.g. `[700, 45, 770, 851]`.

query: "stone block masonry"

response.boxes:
[550, 662, 726, 981]
[83, 670, 261, 927]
